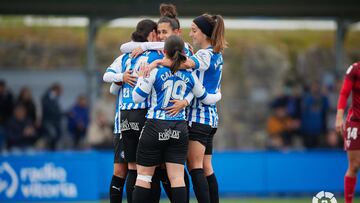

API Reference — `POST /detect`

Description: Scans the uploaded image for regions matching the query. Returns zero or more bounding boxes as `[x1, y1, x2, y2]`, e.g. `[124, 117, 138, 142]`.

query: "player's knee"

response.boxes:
[168, 174, 185, 187]
[349, 159, 360, 173]
[203, 164, 213, 176]
[114, 165, 127, 178]
[187, 155, 203, 169]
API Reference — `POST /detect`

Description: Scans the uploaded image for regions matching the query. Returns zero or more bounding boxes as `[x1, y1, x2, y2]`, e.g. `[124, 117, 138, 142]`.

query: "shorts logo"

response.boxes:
[121, 119, 140, 131]
[159, 129, 181, 141]
[312, 191, 337, 203]
[120, 151, 125, 159]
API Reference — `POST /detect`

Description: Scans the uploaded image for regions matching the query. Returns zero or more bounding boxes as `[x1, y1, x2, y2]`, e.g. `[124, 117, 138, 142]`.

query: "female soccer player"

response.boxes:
[336, 61, 360, 203]
[131, 35, 221, 203]
[120, 3, 193, 58]
[103, 19, 159, 203]
[161, 13, 227, 203]
[119, 4, 193, 202]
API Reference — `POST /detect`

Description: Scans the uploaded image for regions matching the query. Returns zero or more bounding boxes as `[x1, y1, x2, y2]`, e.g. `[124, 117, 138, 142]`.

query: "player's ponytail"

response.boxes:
[131, 19, 157, 42]
[164, 35, 186, 74]
[211, 15, 227, 53]
[158, 3, 180, 30]
[171, 50, 187, 74]
[193, 14, 228, 53]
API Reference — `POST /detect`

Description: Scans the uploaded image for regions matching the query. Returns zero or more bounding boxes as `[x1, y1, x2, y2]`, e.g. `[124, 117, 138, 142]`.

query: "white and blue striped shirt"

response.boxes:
[187, 47, 223, 128]
[132, 67, 221, 121]
[106, 51, 163, 111]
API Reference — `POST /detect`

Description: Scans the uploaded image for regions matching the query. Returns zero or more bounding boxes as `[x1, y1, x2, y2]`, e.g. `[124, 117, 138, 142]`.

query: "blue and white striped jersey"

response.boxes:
[187, 47, 223, 128]
[133, 67, 221, 121]
[106, 50, 163, 111]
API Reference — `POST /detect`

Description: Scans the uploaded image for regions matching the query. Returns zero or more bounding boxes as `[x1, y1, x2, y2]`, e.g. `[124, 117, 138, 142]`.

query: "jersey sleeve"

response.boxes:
[119, 41, 143, 53]
[132, 69, 158, 103]
[103, 56, 124, 83]
[191, 72, 222, 105]
[109, 83, 121, 95]
[141, 42, 165, 51]
[190, 49, 211, 71]
[337, 64, 357, 109]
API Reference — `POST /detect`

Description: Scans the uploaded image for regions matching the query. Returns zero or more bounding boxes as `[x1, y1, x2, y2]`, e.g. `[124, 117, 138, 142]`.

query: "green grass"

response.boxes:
[99, 197, 359, 203]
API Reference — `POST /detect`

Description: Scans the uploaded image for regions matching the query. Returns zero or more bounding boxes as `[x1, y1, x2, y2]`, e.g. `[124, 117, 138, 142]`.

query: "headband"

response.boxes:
[193, 15, 214, 38]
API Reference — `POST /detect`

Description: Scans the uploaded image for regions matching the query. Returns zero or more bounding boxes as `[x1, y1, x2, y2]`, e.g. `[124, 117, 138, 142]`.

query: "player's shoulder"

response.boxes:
[346, 62, 360, 75]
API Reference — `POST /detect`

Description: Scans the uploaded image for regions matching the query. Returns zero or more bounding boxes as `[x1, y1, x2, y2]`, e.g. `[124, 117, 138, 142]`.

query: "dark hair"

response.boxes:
[131, 19, 157, 42]
[193, 14, 228, 53]
[164, 35, 187, 73]
[158, 3, 180, 30]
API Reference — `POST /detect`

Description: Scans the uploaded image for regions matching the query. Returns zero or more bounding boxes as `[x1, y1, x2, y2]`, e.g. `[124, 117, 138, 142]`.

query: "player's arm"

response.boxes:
[159, 49, 211, 71]
[336, 64, 355, 135]
[191, 72, 221, 105]
[120, 41, 164, 53]
[132, 69, 157, 103]
[109, 83, 121, 95]
[103, 56, 124, 83]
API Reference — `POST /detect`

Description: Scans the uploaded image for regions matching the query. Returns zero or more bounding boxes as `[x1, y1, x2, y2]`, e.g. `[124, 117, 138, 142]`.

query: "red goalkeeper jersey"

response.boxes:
[338, 62, 360, 121]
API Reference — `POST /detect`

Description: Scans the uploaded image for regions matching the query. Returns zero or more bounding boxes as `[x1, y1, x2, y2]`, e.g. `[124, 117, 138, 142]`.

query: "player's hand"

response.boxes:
[137, 63, 150, 78]
[131, 47, 144, 58]
[335, 116, 344, 137]
[123, 70, 137, 87]
[164, 100, 189, 116]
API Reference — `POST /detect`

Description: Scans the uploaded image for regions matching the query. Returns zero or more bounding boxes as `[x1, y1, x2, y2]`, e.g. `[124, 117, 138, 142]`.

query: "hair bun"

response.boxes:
[160, 3, 177, 18]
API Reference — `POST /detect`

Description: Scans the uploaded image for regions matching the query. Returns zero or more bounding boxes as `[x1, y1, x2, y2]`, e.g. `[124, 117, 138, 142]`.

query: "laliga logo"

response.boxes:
[0, 162, 18, 198]
[312, 191, 337, 203]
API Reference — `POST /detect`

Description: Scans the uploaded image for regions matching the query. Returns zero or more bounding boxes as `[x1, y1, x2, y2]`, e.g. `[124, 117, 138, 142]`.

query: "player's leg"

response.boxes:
[204, 155, 218, 203]
[203, 129, 219, 203]
[345, 150, 360, 203]
[134, 119, 163, 203]
[110, 135, 127, 203]
[132, 165, 156, 203]
[187, 123, 211, 203]
[166, 163, 186, 203]
[165, 120, 189, 203]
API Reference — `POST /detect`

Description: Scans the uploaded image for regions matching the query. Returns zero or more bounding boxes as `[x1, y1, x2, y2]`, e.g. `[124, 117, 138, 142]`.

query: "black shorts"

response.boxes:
[113, 134, 126, 163]
[137, 119, 189, 167]
[120, 109, 147, 163]
[188, 122, 217, 155]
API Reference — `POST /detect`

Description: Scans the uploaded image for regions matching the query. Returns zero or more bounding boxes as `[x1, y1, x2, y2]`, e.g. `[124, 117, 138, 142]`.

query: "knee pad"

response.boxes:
[137, 174, 152, 183]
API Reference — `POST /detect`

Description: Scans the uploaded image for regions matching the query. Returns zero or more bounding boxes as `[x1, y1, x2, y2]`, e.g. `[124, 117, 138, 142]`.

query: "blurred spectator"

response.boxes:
[6, 104, 38, 150]
[0, 80, 14, 151]
[67, 95, 89, 149]
[41, 83, 63, 150]
[300, 82, 329, 148]
[86, 110, 113, 149]
[85, 85, 115, 149]
[16, 86, 37, 124]
[266, 102, 293, 149]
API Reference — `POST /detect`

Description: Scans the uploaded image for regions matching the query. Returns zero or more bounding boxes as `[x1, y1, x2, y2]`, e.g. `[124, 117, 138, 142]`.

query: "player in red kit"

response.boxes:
[336, 61, 360, 203]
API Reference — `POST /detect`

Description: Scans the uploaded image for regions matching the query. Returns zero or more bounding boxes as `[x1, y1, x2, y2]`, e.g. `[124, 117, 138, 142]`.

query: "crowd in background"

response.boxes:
[0, 80, 114, 152]
[266, 79, 343, 150]
[0, 76, 345, 152]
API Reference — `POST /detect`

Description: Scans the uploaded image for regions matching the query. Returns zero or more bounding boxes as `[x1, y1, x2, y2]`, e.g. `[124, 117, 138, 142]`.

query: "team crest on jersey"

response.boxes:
[158, 129, 180, 141]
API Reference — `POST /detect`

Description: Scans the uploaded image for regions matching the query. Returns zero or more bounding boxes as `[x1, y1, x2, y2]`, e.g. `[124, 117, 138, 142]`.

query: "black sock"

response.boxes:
[110, 175, 126, 203]
[207, 173, 219, 203]
[160, 168, 172, 201]
[150, 168, 161, 203]
[126, 170, 137, 203]
[190, 168, 210, 203]
[184, 169, 190, 203]
[132, 186, 151, 203]
[171, 187, 187, 203]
